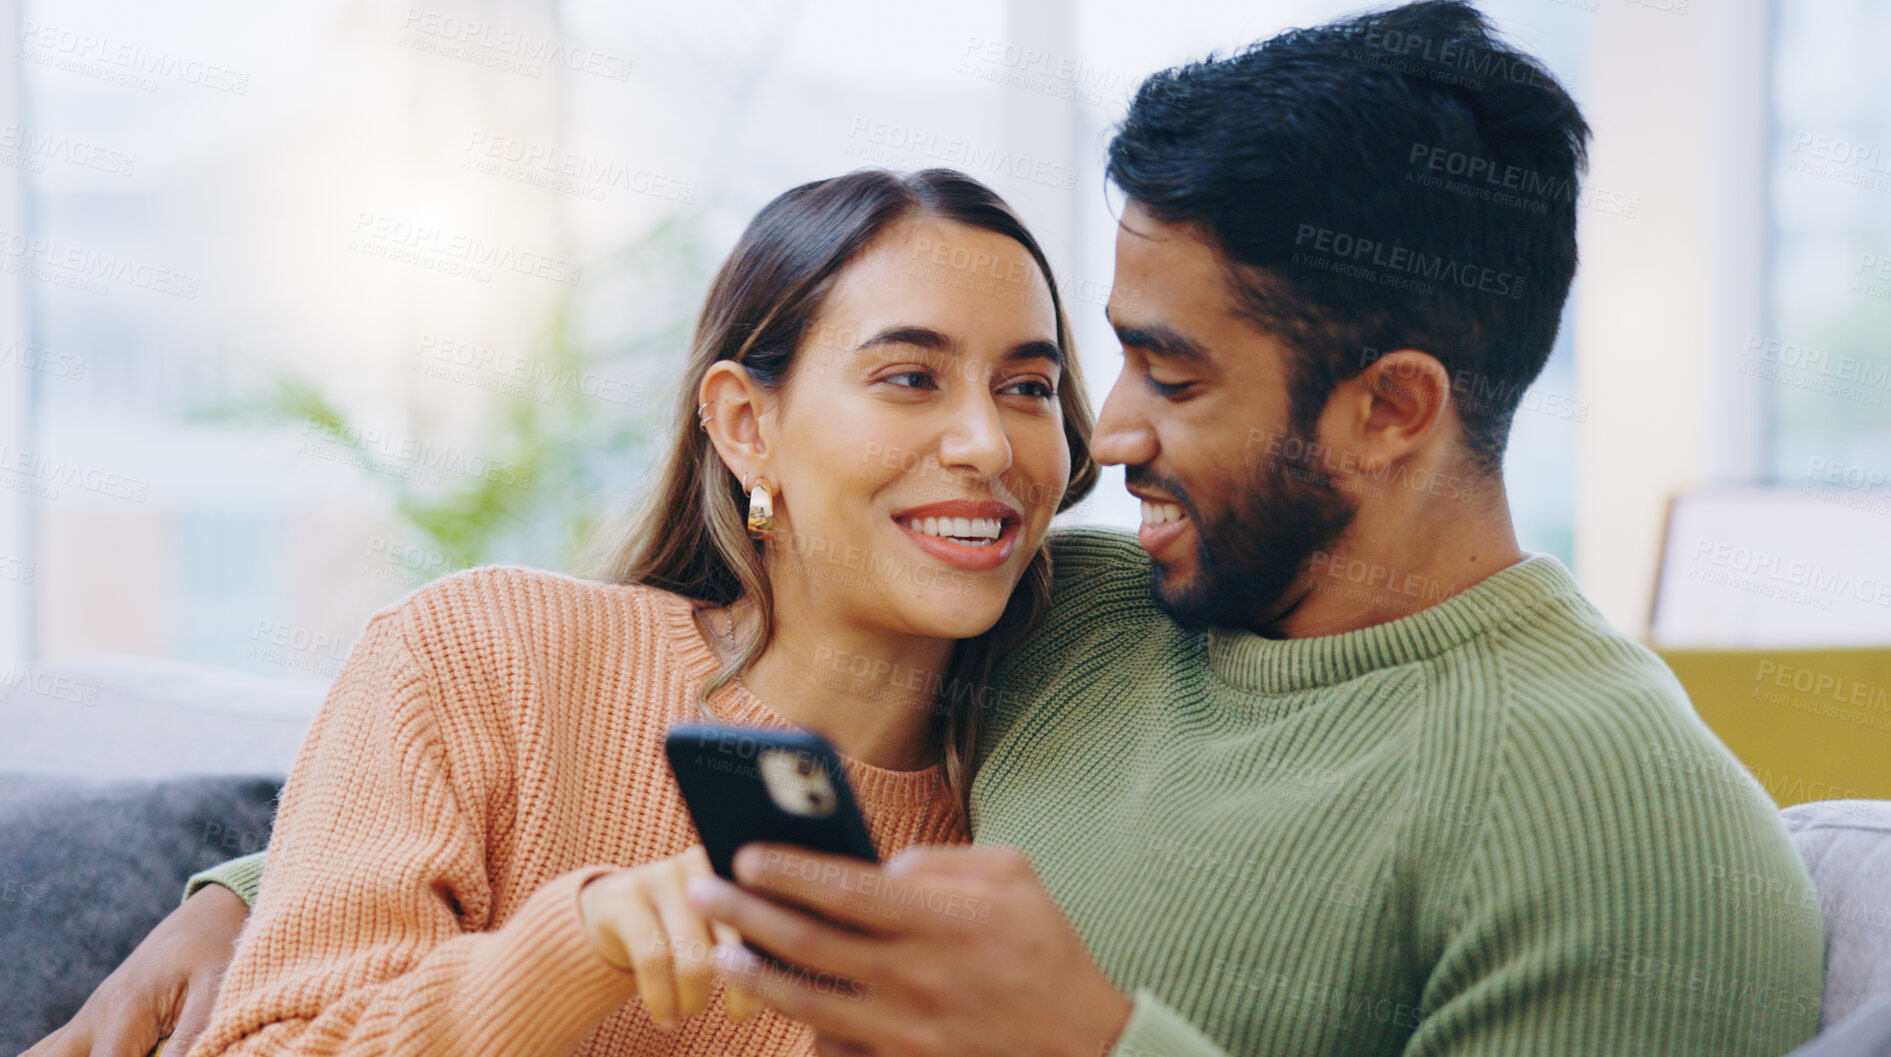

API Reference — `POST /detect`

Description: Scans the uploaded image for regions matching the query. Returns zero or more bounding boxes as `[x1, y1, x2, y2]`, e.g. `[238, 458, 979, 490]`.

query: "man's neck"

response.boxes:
[1271, 476, 1527, 640]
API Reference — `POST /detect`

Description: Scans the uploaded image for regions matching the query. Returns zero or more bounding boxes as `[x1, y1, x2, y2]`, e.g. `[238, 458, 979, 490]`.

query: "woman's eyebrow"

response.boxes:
[856, 327, 1064, 367]
[1006, 339, 1065, 368]
[856, 326, 955, 353]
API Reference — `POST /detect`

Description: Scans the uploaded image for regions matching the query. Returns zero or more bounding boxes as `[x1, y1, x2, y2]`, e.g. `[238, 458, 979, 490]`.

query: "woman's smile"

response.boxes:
[891, 498, 1024, 571]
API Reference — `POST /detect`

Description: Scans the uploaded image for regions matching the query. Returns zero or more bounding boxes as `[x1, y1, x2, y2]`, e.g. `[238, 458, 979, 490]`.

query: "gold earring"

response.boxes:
[746, 478, 774, 540]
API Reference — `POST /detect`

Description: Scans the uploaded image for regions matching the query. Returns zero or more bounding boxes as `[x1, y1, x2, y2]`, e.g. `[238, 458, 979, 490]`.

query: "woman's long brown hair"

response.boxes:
[577, 168, 1098, 811]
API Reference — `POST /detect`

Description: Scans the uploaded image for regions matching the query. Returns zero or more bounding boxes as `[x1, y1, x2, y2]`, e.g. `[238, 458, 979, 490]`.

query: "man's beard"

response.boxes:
[1135, 442, 1357, 636]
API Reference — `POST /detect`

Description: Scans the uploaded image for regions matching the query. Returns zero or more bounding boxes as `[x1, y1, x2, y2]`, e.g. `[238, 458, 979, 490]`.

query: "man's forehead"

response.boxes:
[1112, 207, 1238, 301]
[1109, 216, 1246, 334]
[1116, 200, 1194, 246]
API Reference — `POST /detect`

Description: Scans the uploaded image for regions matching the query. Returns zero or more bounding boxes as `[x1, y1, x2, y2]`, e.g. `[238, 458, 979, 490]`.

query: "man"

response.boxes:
[31, 3, 1824, 1056]
[685, 3, 1823, 1056]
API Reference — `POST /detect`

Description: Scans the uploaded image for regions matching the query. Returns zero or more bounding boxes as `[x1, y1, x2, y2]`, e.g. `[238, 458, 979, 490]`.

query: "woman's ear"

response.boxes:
[699, 361, 774, 488]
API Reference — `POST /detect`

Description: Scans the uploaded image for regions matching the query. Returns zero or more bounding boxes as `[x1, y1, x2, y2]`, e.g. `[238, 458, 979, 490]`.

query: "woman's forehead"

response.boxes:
[821, 219, 1059, 343]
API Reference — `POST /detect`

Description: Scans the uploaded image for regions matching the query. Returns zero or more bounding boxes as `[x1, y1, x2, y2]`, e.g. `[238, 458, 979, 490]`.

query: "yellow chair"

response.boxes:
[1655, 647, 1891, 807]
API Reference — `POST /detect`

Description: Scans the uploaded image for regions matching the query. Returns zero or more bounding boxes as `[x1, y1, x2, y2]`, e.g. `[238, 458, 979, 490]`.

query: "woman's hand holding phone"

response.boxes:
[578, 845, 762, 1028]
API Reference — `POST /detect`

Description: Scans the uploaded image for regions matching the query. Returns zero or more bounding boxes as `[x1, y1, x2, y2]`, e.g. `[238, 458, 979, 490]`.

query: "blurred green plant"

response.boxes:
[203, 213, 709, 579]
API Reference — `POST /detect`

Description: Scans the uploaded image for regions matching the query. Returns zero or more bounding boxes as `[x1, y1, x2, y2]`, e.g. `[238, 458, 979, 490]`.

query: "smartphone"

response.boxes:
[664, 722, 879, 883]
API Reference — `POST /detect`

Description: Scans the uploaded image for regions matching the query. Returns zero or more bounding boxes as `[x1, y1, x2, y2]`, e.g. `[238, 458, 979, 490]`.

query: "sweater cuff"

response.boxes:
[183, 851, 269, 908]
[1107, 989, 1230, 1057]
[450, 864, 640, 1047]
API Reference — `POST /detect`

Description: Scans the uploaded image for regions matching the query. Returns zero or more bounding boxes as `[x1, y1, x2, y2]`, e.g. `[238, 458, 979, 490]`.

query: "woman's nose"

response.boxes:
[936, 391, 1013, 480]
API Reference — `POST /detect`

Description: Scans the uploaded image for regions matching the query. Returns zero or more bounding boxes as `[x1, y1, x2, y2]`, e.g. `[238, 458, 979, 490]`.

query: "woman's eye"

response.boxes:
[1000, 378, 1057, 399]
[884, 370, 937, 390]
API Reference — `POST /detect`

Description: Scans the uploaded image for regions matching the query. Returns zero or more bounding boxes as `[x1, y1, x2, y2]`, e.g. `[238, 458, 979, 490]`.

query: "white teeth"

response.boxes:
[1140, 501, 1185, 526]
[903, 514, 1005, 543]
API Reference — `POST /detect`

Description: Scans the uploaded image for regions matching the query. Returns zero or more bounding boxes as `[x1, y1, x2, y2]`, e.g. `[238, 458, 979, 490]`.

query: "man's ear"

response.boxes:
[1322, 349, 1451, 475]
[699, 362, 775, 488]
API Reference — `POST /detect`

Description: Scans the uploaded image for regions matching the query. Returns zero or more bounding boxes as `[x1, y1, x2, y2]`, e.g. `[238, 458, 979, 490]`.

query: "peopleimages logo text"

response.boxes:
[1293, 224, 1526, 299]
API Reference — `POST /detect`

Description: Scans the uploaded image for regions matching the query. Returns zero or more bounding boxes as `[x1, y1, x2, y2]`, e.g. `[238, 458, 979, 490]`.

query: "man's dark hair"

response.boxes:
[1107, 0, 1590, 470]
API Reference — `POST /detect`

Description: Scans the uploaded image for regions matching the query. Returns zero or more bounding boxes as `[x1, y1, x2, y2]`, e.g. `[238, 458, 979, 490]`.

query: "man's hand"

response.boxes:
[685, 843, 1133, 1057]
[22, 883, 250, 1057]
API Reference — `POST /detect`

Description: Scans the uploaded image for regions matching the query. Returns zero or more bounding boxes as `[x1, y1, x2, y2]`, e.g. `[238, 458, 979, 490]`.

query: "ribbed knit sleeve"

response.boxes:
[191, 604, 639, 1057]
[1402, 677, 1825, 1056]
[183, 850, 269, 907]
[1110, 990, 1235, 1057]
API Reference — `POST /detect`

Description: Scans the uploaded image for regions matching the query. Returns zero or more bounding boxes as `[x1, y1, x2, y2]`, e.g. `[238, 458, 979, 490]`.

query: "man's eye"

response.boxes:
[1146, 375, 1192, 398]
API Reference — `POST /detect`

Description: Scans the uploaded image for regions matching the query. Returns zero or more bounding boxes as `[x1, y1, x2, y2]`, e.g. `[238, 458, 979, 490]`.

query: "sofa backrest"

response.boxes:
[1783, 799, 1891, 1028]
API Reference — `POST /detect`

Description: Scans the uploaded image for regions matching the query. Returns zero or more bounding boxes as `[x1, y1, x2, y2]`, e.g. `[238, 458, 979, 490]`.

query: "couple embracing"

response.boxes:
[32, 4, 1821, 1057]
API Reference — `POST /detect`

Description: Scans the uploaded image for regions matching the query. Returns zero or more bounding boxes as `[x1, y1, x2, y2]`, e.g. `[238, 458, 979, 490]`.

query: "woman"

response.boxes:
[29, 167, 1094, 1057]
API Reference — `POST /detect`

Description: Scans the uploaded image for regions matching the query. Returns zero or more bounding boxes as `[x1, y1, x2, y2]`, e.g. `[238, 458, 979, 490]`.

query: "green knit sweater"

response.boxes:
[191, 529, 1825, 1056]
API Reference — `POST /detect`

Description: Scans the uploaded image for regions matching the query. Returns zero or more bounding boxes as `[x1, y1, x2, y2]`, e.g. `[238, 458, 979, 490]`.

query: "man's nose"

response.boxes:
[1090, 371, 1156, 468]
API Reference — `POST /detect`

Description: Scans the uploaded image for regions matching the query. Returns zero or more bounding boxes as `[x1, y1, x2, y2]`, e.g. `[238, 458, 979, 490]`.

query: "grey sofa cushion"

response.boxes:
[1783, 799, 1891, 1029]
[0, 654, 323, 779]
[0, 772, 282, 1055]
[1785, 992, 1891, 1057]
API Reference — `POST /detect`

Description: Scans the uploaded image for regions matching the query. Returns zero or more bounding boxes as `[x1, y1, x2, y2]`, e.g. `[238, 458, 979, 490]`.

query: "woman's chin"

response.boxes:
[893, 589, 1014, 643]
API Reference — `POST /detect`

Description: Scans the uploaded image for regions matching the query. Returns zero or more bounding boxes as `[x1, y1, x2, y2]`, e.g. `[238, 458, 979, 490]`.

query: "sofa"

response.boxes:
[1779, 800, 1891, 1054]
[0, 653, 321, 1054]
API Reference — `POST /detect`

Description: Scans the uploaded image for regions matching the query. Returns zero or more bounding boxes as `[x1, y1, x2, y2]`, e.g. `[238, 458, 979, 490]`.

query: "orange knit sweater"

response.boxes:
[194, 566, 969, 1057]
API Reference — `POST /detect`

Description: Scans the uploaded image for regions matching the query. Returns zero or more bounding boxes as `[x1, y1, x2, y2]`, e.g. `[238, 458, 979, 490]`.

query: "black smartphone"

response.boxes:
[664, 722, 879, 883]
